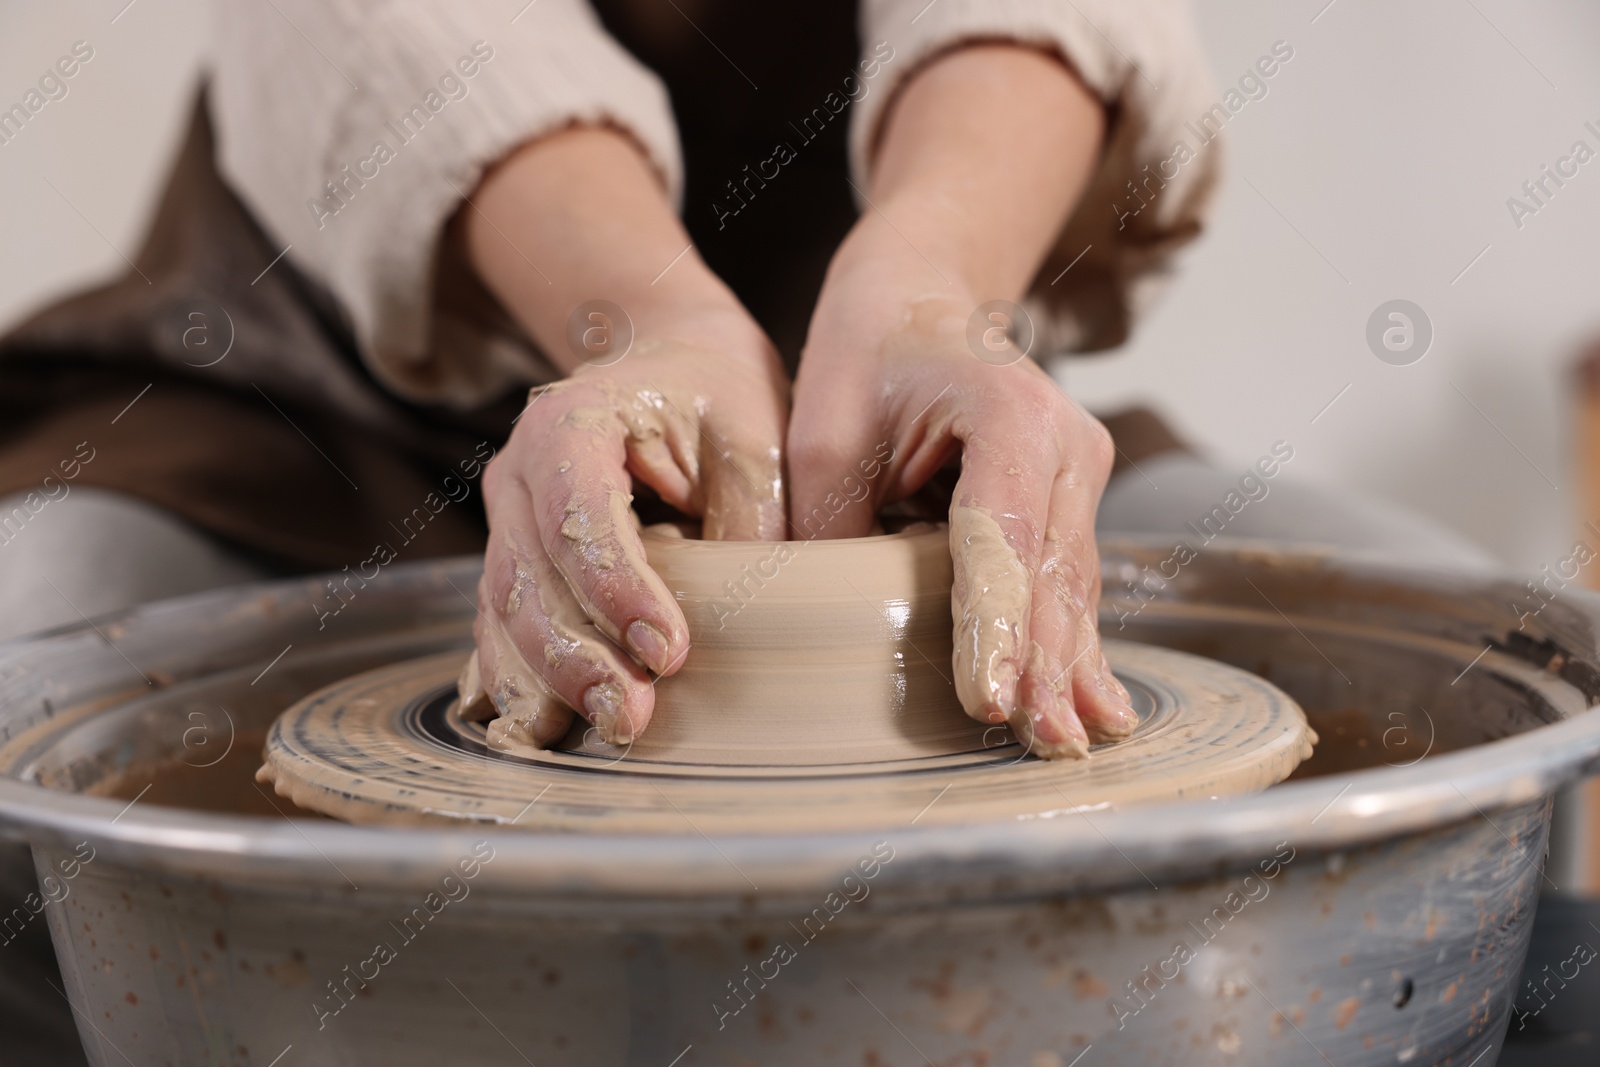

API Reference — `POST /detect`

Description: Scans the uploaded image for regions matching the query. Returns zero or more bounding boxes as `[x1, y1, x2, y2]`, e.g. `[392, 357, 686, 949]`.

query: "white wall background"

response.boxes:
[0, 0, 209, 327]
[1063, 0, 1600, 575]
[1, 0, 1596, 574]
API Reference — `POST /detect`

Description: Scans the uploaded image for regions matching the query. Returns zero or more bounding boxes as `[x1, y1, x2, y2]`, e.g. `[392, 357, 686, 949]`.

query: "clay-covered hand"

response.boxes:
[790, 290, 1137, 759]
[467, 333, 788, 749]
[788, 43, 1128, 758]
[454, 126, 787, 748]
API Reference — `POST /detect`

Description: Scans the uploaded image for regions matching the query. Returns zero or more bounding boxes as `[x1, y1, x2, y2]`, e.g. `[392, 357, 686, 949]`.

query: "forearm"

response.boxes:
[837, 44, 1105, 305]
[465, 126, 763, 373]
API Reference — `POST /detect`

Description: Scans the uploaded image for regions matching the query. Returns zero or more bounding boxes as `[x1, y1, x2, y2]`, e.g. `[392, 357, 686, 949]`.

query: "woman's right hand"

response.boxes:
[455, 127, 787, 747]
[469, 321, 787, 747]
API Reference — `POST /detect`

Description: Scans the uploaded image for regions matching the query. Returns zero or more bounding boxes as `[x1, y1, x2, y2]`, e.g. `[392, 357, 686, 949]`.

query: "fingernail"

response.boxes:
[583, 682, 633, 743]
[1097, 687, 1139, 736]
[1014, 701, 1089, 761]
[1095, 709, 1137, 741]
[626, 620, 671, 674]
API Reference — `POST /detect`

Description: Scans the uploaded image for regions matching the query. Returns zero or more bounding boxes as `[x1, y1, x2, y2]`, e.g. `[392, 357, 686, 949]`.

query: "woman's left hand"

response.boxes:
[790, 262, 1137, 758]
[787, 43, 1131, 758]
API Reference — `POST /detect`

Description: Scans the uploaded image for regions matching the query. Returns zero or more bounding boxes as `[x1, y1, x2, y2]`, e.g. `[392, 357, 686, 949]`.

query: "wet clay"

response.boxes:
[546, 523, 983, 766]
[474, 520, 986, 762]
[948, 504, 1031, 725]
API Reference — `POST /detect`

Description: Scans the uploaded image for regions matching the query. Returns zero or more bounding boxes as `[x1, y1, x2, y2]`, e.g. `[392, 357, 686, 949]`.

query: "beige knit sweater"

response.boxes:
[210, 0, 1221, 408]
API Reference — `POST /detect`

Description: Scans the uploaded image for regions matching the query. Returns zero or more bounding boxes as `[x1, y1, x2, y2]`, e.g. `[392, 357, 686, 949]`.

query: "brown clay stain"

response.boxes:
[1332, 997, 1359, 1030]
[1071, 970, 1107, 998]
[263, 956, 308, 989]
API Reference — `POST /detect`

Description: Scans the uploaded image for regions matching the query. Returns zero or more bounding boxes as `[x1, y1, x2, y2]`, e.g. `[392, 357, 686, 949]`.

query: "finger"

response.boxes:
[612, 379, 785, 541]
[786, 381, 892, 541]
[1018, 506, 1136, 757]
[1013, 506, 1092, 758]
[1020, 445, 1137, 754]
[525, 396, 690, 675]
[947, 411, 1059, 726]
[615, 384, 701, 517]
[469, 570, 573, 748]
[484, 484, 656, 744]
[1068, 523, 1138, 743]
[1057, 403, 1136, 739]
[698, 417, 786, 542]
[1070, 596, 1137, 742]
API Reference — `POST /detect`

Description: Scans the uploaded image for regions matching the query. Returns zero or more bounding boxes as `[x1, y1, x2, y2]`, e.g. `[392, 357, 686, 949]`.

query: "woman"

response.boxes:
[1, 4, 1506, 1059]
[0, 0, 1222, 755]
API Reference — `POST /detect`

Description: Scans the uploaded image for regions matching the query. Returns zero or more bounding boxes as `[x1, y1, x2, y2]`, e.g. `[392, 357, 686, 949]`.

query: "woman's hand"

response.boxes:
[792, 286, 1135, 758]
[460, 128, 786, 747]
[789, 45, 1133, 758]
[474, 329, 785, 747]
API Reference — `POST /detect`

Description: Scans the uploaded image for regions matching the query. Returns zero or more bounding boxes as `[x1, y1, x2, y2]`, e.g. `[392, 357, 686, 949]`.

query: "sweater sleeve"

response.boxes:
[209, 0, 681, 407]
[854, 0, 1224, 355]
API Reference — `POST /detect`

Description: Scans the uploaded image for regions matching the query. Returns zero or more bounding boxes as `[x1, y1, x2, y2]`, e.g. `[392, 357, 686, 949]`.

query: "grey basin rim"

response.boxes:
[0, 697, 1595, 901]
[0, 546, 1596, 901]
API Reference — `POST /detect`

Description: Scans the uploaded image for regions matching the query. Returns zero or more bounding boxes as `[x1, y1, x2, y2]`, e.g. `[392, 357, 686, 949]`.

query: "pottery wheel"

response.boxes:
[259, 640, 1313, 833]
[260, 525, 1314, 832]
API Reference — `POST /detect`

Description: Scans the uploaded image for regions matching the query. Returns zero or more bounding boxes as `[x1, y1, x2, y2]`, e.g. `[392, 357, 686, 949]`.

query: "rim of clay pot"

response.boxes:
[642, 521, 940, 549]
[0, 541, 1595, 903]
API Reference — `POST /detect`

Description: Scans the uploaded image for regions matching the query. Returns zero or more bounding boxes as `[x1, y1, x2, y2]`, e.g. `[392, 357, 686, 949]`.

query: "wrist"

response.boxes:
[833, 43, 1104, 307]
[812, 214, 976, 346]
[838, 193, 978, 294]
[469, 126, 770, 371]
[633, 294, 776, 367]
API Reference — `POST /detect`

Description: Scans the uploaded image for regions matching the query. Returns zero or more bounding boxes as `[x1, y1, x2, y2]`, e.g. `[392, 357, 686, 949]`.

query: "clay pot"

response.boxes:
[562, 522, 978, 766]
